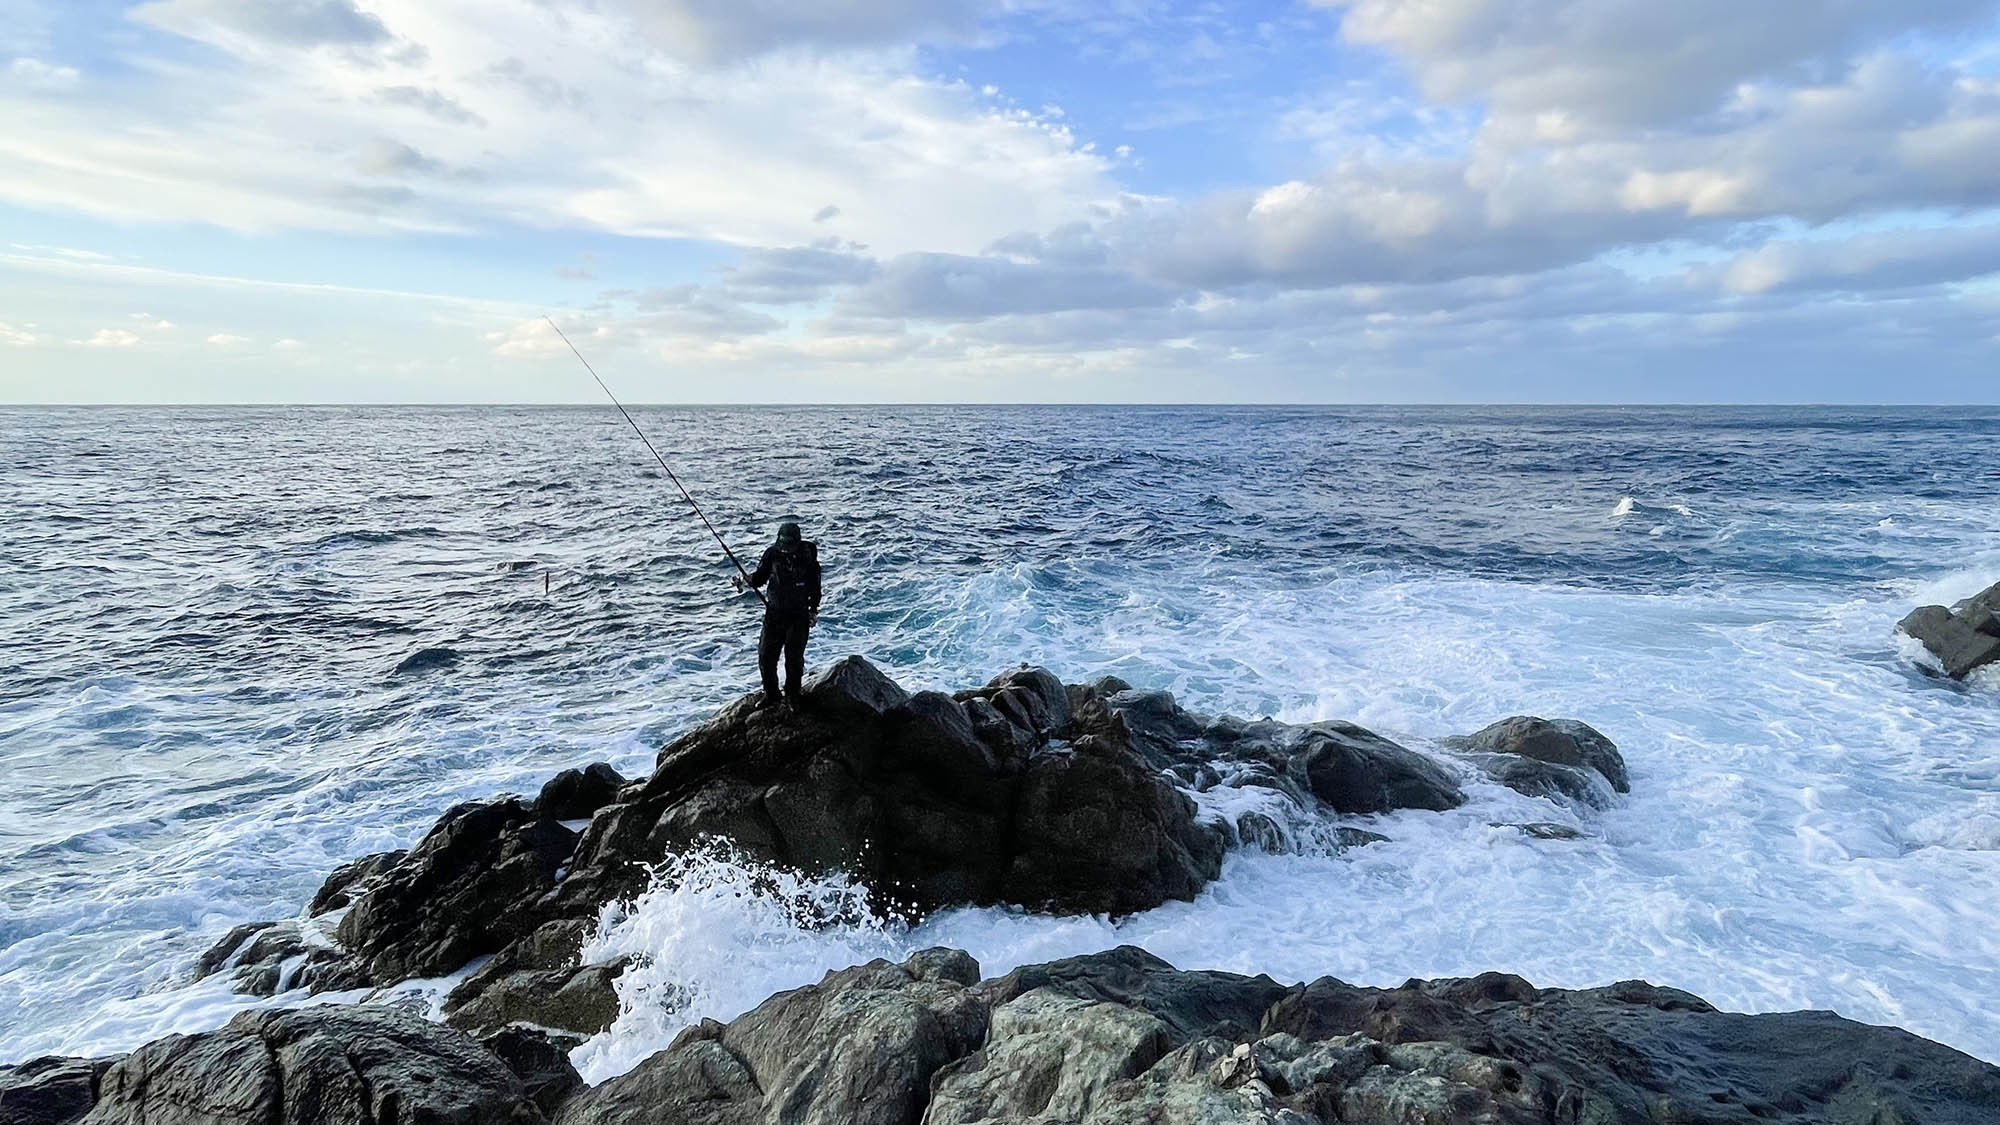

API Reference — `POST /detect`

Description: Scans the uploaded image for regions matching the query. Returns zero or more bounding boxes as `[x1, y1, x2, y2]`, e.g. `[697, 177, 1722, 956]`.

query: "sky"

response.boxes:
[2, 0, 1999, 403]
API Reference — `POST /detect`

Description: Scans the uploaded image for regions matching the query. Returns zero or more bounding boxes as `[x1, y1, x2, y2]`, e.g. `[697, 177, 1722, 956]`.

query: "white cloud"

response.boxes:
[0, 0, 1114, 255]
[273, 337, 304, 350]
[8, 57, 78, 89]
[80, 328, 141, 347]
[131, 0, 392, 49]
[206, 332, 251, 345]
[619, 0, 991, 62]
[486, 318, 573, 358]
[1318, 0, 1996, 129]
[0, 321, 37, 346]
[1095, 44, 2000, 290]
[1718, 222, 2000, 295]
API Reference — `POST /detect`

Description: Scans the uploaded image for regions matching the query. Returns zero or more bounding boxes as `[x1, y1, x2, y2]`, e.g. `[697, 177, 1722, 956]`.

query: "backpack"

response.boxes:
[766, 541, 818, 612]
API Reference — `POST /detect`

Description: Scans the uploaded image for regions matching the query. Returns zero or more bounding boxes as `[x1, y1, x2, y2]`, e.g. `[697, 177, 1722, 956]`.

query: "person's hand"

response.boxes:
[810, 609, 820, 627]
[731, 575, 745, 592]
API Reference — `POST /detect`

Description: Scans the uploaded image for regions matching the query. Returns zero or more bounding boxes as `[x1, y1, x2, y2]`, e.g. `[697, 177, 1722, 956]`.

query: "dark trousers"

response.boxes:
[759, 609, 811, 698]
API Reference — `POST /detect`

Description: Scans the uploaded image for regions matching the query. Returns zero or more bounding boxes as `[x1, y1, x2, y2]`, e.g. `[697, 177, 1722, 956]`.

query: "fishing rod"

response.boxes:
[543, 315, 766, 606]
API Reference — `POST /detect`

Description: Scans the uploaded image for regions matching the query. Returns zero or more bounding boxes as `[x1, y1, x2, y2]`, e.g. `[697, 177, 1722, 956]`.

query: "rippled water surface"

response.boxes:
[4, 405, 1999, 1068]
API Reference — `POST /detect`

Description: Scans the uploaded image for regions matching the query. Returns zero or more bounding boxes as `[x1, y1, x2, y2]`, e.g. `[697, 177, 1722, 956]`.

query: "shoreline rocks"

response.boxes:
[195, 658, 1633, 1011]
[26, 947, 1999, 1124]
[1901, 580, 2000, 681]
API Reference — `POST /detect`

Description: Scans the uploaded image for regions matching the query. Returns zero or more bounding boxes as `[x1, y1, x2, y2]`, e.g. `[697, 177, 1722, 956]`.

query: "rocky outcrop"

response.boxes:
[197, 659, 1617, 1006]
[1444, 715, 1630, 809]
[78, 1006, 545, 1124]
[0, 1055, 116, 1125]
[1901, 580, 2000, 680]
[556, 945, 2000, 1125]
[442, 919, 628, 1038]
[553, 657, 1226, 921]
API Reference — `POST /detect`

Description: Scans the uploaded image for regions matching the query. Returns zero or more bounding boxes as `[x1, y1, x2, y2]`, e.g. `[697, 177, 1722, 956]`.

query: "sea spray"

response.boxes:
[571, 844, 905, 1083]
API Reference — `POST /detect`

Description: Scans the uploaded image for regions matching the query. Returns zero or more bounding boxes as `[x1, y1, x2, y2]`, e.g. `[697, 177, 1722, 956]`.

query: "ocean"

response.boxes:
[3, 404, 1998, 1078]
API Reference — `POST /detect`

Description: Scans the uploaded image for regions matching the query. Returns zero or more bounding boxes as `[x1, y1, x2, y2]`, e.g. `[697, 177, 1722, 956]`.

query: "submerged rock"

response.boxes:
[390, 645, 462, 676]
[1901, 581, 2000, 680]
[1444, 715, 1628, 808]
[556, 945, 2000, 1125]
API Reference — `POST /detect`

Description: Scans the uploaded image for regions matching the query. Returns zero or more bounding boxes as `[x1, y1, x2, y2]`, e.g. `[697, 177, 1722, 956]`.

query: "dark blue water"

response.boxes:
[4, 405, 1998, 1067]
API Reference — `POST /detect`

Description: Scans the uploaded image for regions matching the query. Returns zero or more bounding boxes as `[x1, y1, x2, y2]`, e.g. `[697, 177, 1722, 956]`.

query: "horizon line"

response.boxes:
[6, 400, 2000, 408]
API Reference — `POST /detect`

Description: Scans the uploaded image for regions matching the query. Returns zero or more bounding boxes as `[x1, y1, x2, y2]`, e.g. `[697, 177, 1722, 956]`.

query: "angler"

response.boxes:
[737, 521, 822, 708]
[544, 316, 827, 710]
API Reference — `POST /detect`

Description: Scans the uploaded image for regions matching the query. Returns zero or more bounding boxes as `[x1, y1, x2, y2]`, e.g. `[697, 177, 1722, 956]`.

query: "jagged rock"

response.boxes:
[552, 945, 2000, 1124]
[307, 849, 405, 914]
[1901, 582, 2000, 680]
[479, 1027, 583, 1118]
[556, 947, 987, 1125]
[806, 654, 911, 715]
[0, 1056, 115, 1125]
[336, 796, 579, 985]
[80, 1006, 543, 1124]
[191, 919, 367, 998]
[1445, 716, 1630, 793]
[444, 920, 628, 1038]
[218, 661, 1573, 997]
[534, 763, 626, 822]
[557, 661, 1225, 920]
[1104, 695, 1463, 817]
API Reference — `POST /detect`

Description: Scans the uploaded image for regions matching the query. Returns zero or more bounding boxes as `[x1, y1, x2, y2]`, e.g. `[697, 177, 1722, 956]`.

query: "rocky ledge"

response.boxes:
[1900, 580, 2000, 681]
[10, 946, 1999, 1124]
[184, 657, 1631, 1037]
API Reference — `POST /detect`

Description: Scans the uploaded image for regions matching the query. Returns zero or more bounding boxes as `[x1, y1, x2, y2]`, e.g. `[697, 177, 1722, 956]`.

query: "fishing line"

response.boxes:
[543, 315, 766, 605]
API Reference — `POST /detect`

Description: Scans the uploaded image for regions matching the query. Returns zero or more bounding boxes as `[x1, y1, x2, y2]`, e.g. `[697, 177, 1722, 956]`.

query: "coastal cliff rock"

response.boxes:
[555, 946, 2000, 1125]
[1901, 580, 2000, 680]
[198, 658, 1622, 1002]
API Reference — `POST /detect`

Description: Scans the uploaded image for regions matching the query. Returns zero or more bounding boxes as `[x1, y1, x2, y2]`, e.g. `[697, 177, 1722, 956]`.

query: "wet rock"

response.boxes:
[0, 1055, 115, 1125]
[556, 947, 987, 1125]
[1293, 723, 1464, 814]
[336, 796, 579, 985]
[450, 940, 628, 1040]
[1509, 821, 1585, 840]
[191, 919, 367, 998]
[479, 1027, 583, 1118]
[81, 1005, 542, 1124]
[390, 645, 461, 676]
[222, 659, 1604, 997]
[1003, 736, 1226, 914]
[1459, 751, 1617, 808]
[1901, 582, 2000, 680]
[1445, 716, 1629, 793]
[307, 849, 405, 914]
[1335, 827, 1391, 849]
[559, 659, 1222, 921]
[805, 653, 910, 715]
[548, 945, 2000, 1124]
[534, 763, 626, 822]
